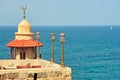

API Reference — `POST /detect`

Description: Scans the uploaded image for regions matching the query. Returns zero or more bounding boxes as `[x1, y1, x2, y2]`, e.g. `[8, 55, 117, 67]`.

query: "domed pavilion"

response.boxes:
[7, 7, 43, 59]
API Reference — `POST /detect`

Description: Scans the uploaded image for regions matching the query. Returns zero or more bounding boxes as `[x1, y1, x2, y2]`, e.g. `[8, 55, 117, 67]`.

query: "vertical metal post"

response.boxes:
[51, 41, 54, 63]
[37, 43, 41, 59]
[60, 32, 65, 68]
[61, 43, 65, 67]
[51, 33, 55, 63]
[36, 32, 41, 59]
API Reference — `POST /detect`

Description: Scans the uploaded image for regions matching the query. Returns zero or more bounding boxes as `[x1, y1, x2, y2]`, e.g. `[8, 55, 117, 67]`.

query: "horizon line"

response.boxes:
[0, 25, 120, 27]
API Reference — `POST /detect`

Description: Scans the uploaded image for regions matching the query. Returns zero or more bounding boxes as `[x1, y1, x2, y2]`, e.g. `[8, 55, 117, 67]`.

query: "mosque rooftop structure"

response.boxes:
[0, 6, 72, 80]
[7, 39, 43, 47]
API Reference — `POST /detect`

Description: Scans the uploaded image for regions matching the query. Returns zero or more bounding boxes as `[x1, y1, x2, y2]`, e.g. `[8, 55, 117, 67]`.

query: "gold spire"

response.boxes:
[22, 6, 27, 19]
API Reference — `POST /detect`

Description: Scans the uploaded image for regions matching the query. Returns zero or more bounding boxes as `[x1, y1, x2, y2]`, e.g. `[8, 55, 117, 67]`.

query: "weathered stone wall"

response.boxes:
[0, 59, 72, 80]
[0, 68, 71, 80]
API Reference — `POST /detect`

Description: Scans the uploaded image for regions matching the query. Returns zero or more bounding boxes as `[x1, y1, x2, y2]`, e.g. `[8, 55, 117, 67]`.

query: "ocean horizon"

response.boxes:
[0, 26, 120, 80]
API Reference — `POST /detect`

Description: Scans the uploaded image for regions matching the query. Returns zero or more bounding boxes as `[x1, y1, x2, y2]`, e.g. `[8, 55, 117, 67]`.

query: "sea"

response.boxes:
[0, 26, 120, 80]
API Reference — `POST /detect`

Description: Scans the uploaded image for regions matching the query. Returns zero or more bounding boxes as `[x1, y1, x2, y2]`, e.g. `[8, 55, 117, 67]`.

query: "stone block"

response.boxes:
[54, 71, 62, 77]
[37, 78, 43, 80]
[47, 71, 62, 77]
[26, 78, 33, 80]
[43, 78, 50, 80]
[27, 73, 34, 78]
[37, 72, 47, 78]
[66, 77, 71, 80]
[59, 77, 66, 80]
[52, 77, 59, 80]
[19, 73, 27, 79]
[1, 74, 7, 79]
[62, 72, 70, 77]
[8, 73, 19, 79]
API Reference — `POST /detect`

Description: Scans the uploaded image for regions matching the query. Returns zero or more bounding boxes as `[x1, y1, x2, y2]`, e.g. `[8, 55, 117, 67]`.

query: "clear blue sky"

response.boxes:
[0, 0, 120, 26]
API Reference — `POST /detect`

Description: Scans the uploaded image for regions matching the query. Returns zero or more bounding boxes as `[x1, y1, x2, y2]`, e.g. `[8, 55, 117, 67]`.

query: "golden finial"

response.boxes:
[22, 6, 27, 19]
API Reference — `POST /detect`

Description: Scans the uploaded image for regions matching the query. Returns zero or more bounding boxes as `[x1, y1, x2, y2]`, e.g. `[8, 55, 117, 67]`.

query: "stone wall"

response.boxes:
[0, 68, 71, 80]
[0, 59, 71, 80]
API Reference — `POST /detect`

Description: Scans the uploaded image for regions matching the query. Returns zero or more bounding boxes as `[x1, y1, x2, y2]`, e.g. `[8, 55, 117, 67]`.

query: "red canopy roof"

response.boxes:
[7, 40, 43, 47]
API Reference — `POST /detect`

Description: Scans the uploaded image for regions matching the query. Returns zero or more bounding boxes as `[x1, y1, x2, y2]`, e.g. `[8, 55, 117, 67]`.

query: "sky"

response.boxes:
[0, 0, 120, 26]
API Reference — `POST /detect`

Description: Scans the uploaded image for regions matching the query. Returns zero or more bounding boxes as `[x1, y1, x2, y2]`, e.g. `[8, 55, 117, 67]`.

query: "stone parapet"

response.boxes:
[0, 67, 71, 80]
[0, 59, 71, 80]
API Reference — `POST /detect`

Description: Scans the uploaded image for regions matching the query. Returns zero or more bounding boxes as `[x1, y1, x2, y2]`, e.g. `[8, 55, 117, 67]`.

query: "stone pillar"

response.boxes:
[11, 47, 14, 59]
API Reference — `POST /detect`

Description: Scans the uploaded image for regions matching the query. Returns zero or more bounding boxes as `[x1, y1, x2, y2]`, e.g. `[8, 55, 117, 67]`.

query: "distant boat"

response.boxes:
[110, 26, 112, 30]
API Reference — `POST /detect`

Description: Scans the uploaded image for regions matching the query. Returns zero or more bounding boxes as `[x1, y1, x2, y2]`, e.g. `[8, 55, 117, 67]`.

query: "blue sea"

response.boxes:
[0, 26, 120, 80]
